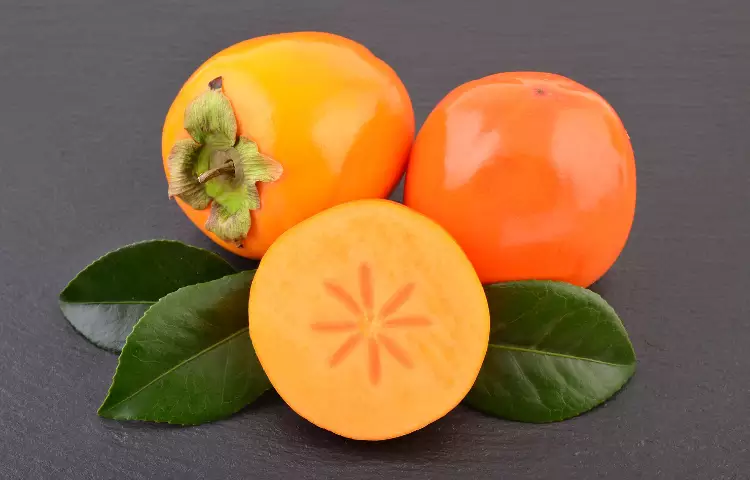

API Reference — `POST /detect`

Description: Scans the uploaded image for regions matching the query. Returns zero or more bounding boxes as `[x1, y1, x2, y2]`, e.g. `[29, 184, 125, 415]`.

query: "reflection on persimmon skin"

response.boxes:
[443, 109, 502, 190]
[311, 263, 431, 385]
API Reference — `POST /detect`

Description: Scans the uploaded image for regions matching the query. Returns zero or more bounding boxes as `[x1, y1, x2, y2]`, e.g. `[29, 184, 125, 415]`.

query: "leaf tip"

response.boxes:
[96, 402, 113, 418]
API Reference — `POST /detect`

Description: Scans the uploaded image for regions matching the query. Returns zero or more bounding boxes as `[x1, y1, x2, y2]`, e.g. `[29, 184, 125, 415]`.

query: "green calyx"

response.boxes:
[167, 77, 282, 244]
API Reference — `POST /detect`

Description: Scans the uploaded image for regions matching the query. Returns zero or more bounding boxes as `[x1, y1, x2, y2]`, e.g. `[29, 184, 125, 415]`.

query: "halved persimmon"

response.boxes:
[248, 199, 489, 440]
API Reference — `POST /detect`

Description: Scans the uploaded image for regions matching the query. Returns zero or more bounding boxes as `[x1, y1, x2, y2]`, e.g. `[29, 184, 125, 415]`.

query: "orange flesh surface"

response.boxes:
[248, 200, 489, 440]
[162, 32, 414, 258]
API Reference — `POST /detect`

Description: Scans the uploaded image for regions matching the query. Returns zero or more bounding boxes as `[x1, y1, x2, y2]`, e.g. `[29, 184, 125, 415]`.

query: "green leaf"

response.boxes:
[465, 281, 636, 423]
[98, 270, 270, 425]
[60, 240, 235, 352]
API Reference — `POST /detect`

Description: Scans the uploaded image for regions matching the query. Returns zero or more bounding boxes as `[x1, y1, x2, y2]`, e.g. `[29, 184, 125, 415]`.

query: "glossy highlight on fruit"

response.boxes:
[405, 72, 636, 287]
[162, 32, 414, 257]
[248, 199, 489, 440]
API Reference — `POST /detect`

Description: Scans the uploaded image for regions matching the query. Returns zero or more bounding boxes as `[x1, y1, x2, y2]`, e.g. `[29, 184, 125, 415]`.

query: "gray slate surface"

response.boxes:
[1, 0, 748, 478]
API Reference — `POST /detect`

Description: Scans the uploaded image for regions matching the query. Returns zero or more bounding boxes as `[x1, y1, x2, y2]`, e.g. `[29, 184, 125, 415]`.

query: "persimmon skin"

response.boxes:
[162, 32, 414, 258]
[405, 72, 636, 287]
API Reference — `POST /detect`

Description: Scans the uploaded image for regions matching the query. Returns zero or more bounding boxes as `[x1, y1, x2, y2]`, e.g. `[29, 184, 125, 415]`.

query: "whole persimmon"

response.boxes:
[405, 72, 636, 287]
[162, 32, 414, 257]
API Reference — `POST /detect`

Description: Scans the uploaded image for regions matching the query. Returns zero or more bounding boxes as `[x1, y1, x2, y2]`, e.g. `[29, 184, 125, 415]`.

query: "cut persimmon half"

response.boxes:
[248, 199, 489, 440]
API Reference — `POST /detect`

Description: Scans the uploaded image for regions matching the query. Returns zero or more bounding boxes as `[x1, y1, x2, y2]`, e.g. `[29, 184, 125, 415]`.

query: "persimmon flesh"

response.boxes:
[248, 199, 489, 440]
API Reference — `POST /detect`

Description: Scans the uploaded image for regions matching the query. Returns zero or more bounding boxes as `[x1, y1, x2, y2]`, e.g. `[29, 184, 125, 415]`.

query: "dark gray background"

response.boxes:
[1, 0, 748, 478]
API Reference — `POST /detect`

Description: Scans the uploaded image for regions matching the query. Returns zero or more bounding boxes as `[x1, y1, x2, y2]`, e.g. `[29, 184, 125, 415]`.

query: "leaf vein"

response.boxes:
[102, 327, 248, 413]
[489, 343, 632, 367]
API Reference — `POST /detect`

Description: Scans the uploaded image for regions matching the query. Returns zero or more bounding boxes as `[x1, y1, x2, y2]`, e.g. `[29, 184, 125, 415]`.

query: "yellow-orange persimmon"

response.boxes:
[162, 32, 414, 257]
[405, 72, 637, 287]
[248, 200, 489, 440]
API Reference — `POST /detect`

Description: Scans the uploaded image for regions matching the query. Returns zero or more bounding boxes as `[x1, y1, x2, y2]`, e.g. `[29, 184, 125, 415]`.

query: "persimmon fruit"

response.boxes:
[405, 72, 636, 287]
[162, 32, 414, 258]
[248, 199, 489, 440]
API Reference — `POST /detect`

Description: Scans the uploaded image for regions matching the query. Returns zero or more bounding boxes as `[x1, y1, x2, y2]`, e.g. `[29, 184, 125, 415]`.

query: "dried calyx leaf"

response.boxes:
[166, 77, 282, 244]
[184, 77, 237, 147]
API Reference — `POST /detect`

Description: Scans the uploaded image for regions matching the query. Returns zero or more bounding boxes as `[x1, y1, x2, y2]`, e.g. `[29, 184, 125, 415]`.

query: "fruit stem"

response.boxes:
[197, 160, 235, 184]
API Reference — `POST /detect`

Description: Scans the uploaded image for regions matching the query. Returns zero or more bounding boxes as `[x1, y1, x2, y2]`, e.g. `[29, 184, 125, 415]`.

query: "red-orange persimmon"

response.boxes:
[405, 72, 636, 287]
